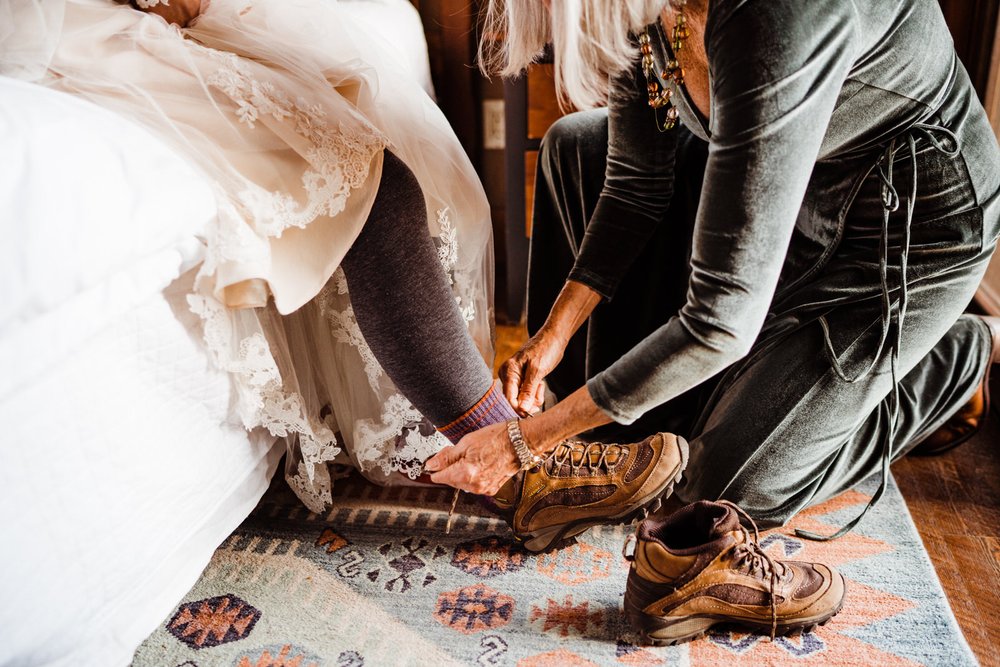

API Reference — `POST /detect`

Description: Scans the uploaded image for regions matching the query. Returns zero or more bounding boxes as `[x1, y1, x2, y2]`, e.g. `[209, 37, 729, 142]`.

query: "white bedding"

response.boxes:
[0, 78, 281, 667]
[0, 2, 437, 663]
[0, 77, 212, 399]
[0, 274, 280, 667]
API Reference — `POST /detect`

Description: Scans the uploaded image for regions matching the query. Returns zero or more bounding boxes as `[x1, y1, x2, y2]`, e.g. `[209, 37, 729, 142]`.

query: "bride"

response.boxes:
[2, 0, 503, 512]
[1, 0, 686, 551]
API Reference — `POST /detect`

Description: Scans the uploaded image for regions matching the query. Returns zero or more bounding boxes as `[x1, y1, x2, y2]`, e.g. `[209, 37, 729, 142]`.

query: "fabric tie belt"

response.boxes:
[797, 122, 962, 541]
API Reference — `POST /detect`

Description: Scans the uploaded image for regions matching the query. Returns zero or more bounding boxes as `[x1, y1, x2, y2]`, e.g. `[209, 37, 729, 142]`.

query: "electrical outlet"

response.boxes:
[483, 99, 505, 150]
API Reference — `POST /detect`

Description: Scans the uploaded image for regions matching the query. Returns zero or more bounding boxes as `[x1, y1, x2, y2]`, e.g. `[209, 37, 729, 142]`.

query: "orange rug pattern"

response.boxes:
[133, 474, 975, 666]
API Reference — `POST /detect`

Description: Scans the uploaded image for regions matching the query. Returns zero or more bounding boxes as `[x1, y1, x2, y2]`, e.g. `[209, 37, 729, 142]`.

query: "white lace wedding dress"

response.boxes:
[0, 0, 495, 512]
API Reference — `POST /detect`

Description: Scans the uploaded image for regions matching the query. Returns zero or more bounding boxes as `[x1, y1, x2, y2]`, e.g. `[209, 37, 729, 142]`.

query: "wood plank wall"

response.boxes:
[939, 0, 1000, 98]
[944, 0, 1000, 314]
[415, 0, 480, 166]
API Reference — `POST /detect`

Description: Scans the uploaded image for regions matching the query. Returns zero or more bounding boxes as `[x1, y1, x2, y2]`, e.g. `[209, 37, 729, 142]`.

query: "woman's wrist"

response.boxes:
[505, 419, 544, 469]
[541, 280, 602, 344]
[518, 384, 613, 455]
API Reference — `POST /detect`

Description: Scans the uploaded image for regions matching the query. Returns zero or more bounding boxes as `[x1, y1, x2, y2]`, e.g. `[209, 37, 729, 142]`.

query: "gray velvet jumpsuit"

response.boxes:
[527, 0, 1000, 530]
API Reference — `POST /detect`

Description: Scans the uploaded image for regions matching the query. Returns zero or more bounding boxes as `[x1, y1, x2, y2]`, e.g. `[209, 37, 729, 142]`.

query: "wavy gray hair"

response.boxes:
[479, 0, 665, 109]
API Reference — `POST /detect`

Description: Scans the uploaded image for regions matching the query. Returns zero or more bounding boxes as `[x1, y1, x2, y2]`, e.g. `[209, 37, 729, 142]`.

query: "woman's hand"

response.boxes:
[500, 279, 602, 416]
[424, 422, 519, 495]
[139, 0, 202, 27]
[500, 330, 567, 417]
[423, 385, 614, 495]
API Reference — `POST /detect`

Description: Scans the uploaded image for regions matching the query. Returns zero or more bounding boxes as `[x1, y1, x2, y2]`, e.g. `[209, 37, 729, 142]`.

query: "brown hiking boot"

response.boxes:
[491, 432, 688, 552]
[623, 500, 846, 645]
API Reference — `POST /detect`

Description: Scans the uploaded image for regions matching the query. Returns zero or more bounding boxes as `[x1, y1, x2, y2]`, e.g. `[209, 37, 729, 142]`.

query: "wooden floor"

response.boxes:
[894, 417, 1000, 666]
[496, 324, 999, 665]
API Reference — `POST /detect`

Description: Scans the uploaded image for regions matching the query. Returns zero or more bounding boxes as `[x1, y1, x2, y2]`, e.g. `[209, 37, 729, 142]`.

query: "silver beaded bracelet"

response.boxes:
[507, 419, 544, 471]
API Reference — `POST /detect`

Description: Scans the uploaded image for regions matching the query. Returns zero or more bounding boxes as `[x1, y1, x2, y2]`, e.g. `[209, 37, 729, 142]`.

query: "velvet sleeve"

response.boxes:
[567, 56, 678, 300]
[588, 0, 858, 424]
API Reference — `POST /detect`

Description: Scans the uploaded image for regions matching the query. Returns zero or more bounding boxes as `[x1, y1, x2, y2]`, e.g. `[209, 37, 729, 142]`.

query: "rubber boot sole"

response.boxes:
[625, 574, 847, 645]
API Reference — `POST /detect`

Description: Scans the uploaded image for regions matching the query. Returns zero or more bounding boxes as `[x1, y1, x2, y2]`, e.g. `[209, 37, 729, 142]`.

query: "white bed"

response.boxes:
[0, 2, 438, 664]
[0, 76, 282, 667]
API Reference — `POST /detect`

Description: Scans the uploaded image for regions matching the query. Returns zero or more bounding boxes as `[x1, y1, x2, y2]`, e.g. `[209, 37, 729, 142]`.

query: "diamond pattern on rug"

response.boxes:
[535, 541, 614, 585]
[166, 594, 260, 649]
[529, 595, 605, 638]
[363, 535, 448, 592]
[451, 535, 527, 578]
[133, 474, 976, 666]
[434, 583, 515, 634]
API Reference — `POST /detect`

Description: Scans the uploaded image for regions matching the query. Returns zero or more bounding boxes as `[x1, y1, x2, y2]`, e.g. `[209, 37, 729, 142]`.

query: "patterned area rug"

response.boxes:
[133, 474, 975, 667]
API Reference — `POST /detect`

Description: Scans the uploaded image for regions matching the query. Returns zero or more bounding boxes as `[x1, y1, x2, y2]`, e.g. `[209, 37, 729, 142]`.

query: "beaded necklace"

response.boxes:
[639, 0, 690, 131]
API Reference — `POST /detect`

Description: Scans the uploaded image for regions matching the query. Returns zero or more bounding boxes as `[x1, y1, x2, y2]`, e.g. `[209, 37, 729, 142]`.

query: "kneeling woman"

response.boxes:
[425, 0, 998, 639]
[430, 0, 1000, 538]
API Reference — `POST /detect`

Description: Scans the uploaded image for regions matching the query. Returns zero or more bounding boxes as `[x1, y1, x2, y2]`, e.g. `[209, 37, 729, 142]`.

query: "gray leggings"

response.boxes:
[339, 152, 493, 425]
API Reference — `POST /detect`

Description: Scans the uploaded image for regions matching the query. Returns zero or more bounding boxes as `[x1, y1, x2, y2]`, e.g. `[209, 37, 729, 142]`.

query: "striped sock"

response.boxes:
[439, 381, 518, 444]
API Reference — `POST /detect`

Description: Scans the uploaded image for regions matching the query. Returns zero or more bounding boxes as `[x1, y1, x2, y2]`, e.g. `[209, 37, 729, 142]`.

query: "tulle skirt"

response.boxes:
[1, 0, 495, 511]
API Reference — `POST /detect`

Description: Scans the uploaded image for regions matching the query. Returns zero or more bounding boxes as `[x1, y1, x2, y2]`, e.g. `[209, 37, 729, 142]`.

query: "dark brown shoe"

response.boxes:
[492, 433, 688, 552]
[623, 500, 846, 645]
[911, 315, 1000, 456]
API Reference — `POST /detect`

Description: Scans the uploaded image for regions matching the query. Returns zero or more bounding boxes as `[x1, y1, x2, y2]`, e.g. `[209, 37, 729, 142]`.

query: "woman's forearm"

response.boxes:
[519, 384, 612, 455]
[541, 279, 602, 344]
[499, 279, 601, 416]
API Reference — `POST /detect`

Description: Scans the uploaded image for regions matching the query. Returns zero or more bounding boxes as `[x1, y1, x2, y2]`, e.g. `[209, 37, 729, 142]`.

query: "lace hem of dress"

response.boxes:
[207, 51, 389, 239]
[316, 207, 477, 481]
[184, 50, 481, 512]
[181, 52, 387, 512]
[188, 294, 340, 467]
[190, 289, 345, 516]
[188, 206, 478, 512]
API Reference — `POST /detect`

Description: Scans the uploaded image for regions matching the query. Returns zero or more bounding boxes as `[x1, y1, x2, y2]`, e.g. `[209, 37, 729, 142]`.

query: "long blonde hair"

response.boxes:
[479, 0, 665, 109]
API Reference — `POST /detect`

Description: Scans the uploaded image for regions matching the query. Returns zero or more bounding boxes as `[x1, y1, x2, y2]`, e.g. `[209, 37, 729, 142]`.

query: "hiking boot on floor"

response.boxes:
[911, 315, 1000, 456]
[623, 500, 846, 645]
[492, 432, 689, 553]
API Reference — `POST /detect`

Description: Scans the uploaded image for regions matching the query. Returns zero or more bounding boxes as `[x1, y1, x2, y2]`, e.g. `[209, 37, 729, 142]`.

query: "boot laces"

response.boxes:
[445, 488, 461, 534]
[720, 501, 788, 640]
[549, 440, 627, 475]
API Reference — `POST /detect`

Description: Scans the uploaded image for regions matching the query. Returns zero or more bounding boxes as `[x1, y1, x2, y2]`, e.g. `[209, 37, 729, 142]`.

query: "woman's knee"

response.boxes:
[358, 150, 428, 249]
[346, 151, 428, 268]
[538, 108, 609, 176]
[680, 440, 808, 527]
